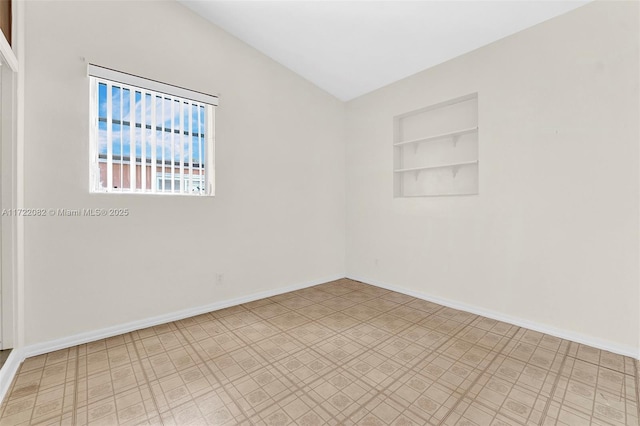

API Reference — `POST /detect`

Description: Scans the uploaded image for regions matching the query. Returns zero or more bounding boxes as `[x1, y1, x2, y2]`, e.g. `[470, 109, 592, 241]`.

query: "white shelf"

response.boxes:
[393, 93, 478, 197]
[394, 126, 478, 147]
[394, 160, 478, 173]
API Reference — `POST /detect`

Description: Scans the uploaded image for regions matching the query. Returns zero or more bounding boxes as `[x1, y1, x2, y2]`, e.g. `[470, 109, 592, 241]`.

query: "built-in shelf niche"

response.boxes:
[394, 93, 479, 197]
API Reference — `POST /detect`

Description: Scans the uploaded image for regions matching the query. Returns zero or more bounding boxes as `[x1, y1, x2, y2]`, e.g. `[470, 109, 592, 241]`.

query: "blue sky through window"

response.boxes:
[97, 82, 206, 165]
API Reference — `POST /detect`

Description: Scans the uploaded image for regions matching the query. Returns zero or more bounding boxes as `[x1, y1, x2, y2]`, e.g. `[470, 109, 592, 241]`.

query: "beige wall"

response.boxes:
[23, 1, 345, 345]
[345, 1, 639, 355]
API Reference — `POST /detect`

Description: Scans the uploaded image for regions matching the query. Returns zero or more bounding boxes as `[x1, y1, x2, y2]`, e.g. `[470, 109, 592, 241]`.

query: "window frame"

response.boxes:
[155, 172, 206, 194]
[88, 64, 217, 196]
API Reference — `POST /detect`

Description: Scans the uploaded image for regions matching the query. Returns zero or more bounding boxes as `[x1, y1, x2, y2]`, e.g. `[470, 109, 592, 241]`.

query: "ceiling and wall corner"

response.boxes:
[179, 0, 591, 101]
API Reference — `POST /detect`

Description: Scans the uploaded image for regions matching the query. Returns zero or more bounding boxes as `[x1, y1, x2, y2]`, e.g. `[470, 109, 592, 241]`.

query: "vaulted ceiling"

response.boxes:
[180, 1, 589, 101]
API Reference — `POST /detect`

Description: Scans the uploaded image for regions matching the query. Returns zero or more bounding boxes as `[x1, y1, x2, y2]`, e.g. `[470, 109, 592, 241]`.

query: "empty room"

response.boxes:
[0, 0, 638, 424]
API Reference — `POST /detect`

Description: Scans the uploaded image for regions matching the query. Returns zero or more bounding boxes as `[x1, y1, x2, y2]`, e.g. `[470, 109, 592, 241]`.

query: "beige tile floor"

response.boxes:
[0, 279, 638, 425]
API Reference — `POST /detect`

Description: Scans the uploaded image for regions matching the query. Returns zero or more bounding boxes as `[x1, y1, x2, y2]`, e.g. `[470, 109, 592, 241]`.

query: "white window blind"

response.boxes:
[88, 65, 217, 196]
[88, 64, 219, 106]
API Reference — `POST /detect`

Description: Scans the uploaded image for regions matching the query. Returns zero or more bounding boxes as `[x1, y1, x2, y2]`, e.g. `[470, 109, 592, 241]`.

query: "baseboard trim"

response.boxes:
[348, 275, 639, 360]
[0, 273, 343, 405]
[23, 273, 344, 359]
[0, 348, 25, 406]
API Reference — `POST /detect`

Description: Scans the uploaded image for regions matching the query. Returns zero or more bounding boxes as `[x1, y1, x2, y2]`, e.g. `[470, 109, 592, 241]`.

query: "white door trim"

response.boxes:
[0, 0, 23, 352]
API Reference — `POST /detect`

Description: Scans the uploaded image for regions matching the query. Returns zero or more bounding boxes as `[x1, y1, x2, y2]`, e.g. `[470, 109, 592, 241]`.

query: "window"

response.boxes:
[88, 64, 218, 195]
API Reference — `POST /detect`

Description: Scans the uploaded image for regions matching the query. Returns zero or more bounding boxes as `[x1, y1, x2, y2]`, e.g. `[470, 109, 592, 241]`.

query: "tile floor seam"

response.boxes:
[143, 384, 251, 426]
[42, 348, 75, 424]
[279, 285, 414, 317]
[264, 340, 376, 424]
[332, 310, 489, 425]
[234, 307, 346, 360]
[29, 356, 61, 426]
[130, 332, 165, 426]
[248, 297, 446, 386]
[258, 301, 472, 424]
[436, 326, 522, 426]
[537, 340, 571, 425]
[306, 303, 448, 363]
[399, 310, 481, 374]
[510, 329, 573, 423]
[72, 345, 79, 425]
[636, 358, 640, 425]
[591, 350, 603, 425]
[464, 396, 529, 426]
[27, 365, 41, 425]
[499, 325, 574, 423]
[173, 323, 256, 424]
[232, 320, 352, 425]
[465, 352, 551, 426]
[83, 348, 89, 424]
[622, 357, 629, 426]
[20, 353, 64, 426]
[215, 290, 448, 424]
[200, 314, 313, 414]
[507, 342, 558, 425]
[234, 332, 341, 422]
[567, 357, 635, 378]
[308, 319, 414, 365]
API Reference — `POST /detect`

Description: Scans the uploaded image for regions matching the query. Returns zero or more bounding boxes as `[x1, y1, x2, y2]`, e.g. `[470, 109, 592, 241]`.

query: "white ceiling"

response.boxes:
[179, 1, 589, 101]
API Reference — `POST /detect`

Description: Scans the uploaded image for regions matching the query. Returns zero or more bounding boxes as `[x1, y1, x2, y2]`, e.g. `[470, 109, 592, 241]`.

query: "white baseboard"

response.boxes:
[22, 273, 344, 358]
[0, 348, 25, 407]
[0, 273, 343, 404]
[348, 275, 639, 360]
